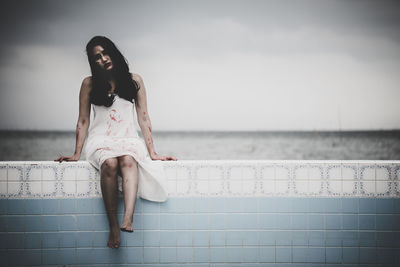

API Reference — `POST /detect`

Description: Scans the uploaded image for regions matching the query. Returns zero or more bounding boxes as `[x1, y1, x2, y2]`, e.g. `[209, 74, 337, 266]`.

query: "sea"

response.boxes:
[0, 130, 399, 161]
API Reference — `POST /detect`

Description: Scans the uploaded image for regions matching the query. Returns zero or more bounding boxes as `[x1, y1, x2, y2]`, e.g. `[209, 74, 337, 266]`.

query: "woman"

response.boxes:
[55, 36, 176, 249]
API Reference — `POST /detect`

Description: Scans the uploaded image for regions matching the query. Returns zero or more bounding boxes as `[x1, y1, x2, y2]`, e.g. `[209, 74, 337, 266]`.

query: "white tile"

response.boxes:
[228, 167, 242, 180]
[376, 181, 390, 195]
[196, 180, 208, 195]
[261, 166, 275, 180]
[327, 166, 341, 180]
[309, 166, 323, 180]
[164, 167, 177, 180]
[342, 165, 357, 181]
[262, 180, 275, 194]
[0, 167, 7, 181]
[242, 180, 256, 195]
[242, 167, 256, 180]
[8, 168, 22, 181]
[27, 167, 41, 181]
[76, 181, 89, 194]
[295, 180, 308, 194]
[308, 180, 322, 195]
[43, 181, 57, 195]
[209, 167, 223, 180]
[362, 181, 375, 195]
[62, 167, 76, 181]
[229, 180, 242, 194]
[76, 167, 91, 181]
[42, 167, 57, 181]
[328, 180, 342, 194]
[176, 167, 190, 180]
[195, 167, 209, 180]
[166, 180, 177, 195]
[342, 181, 356, 194]
[27, 182, 42, 195]
[360, 165, 375, 181]
[0, 182, 7, 195]
[177, 180, 191, 195]
[8, 182, 22, 195]
[376, 167, 390, 181]
[294, 167, 308, 180]
[275, 167, 290, 180]
[276, 181, 289, 194]
[209, 180, 223, 195]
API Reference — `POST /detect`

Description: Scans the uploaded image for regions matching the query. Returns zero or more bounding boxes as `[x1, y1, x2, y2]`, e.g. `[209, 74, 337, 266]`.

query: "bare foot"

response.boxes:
[107, 226, 121, 248]
[120, 216, 134, 232]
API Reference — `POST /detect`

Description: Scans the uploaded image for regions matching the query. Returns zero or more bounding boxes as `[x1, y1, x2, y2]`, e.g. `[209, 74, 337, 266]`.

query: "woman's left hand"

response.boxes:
[150, 152, 177, 161]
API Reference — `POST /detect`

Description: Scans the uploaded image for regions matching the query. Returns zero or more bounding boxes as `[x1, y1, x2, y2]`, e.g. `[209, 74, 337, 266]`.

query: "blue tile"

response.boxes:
[24, 233, 41, 249]
[276, 198, 292, 212]
[343, 215, 358, 230]
[0, 200, 6, 215]
[342, 231, 358, 247]
[242, 231, 258, 246]
[59, 199, 76, 214]
[177, 247, 193, 262]
[259, 214, 276, 229]
[359, 231, 376, 247]
[194, 198, 210, 213]
[7, 215, 24, 232]
[276, 247, 291, 262]
[309, 231, 324, 246]
[292, 214, 307, 230]
[142, 199, 160, 213]
[226, 247, 242, 263]
[395, 215, 400, 231]
[359, 198, 375, 213]
[59, 232, 75, 247]
[92, 198, 105, 213]
[275, 231, 292, 246]
[293, 247, 307, 262]
[160, 247, 177, 263]
[42, 232, 59, 248]
[193, 231, 209, 246]
[326, 215, 342, 230]
[126, 247, 143, 263]
[126, 230, 143, 246]
[133, 197, 142, 213]
[0, 216, 6, 232]
[143, 231, 159, 246]
[226, 231, 242, 246]
[342, 198, 358, 213]
[75, 231, 92, 247]
[160, 231, 177, 246]
[326, 247, 342, 263]
[176, 214, 192, 230]
[209, 214, 225, 230]
[376, 215, 394, 231]
[309, 198, 325, 213]
[59, 248, 76, 264]
[177, 230, 192, 246]
[325, 231, 342, 247]
[76, 215, 92, 231]
[343, 247, 359, 263]
[42, 215, 58, 231]
[377, 248, 395, 264]
[376, 231, 395, 247]
[309, 214, 324, 230]
[193, 247, 209, 263]
[42, 249, 59, 265]
[259, 231, 275, 246]
[161, 198, 191, 213]
[7, 232, 24, 249]
[0, 233, 6, 249]
[76, 248, 93, 264]
[92, 231, 108, 247]
[243, 247, 258, 262]
[59, 215, 77, 231]
[258, 198, 276, 213]
[76, 199, 92, 214]
[24, 249, 42, 265]
[225, 198, 247, 213]
[142, 214, 159, 230]
[376, 199, 393, 214]
[360, 247, 377, 264]
[160, 214, 177, 230]
[259, 247, 275, 262]
[208, 198, 226, 213]
[276, 214, 291, 230]
[192, 214, 209, 230]
[7, 199, 25, 214]
[210, 247, 226, 262]
[292, 198, 308, 213]
[394, 199, 400, 214]
[292, 231, 308, 246]
[241, 198, 258, 213]
[42, 199, 59, 214]
[25, 199, 42, 214]
[210, 231, 225, 246]
[25, 215, 42, 232]
[308, 247, 325, 263]
[226, 213, 256, 230]
[325, 199, 341, 213]
[359, 215, 375, 230]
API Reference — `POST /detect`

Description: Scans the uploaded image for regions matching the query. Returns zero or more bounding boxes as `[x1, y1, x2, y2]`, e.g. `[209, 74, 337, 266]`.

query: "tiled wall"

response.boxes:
[1, 161, 400, 266]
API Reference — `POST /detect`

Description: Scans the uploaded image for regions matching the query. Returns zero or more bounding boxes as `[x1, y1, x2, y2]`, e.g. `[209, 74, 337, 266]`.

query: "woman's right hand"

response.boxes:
[54, 153, 81, 162]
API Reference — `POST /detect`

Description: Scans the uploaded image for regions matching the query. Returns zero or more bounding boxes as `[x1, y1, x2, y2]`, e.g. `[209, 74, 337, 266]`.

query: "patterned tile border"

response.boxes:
[0, 160, 399, 198]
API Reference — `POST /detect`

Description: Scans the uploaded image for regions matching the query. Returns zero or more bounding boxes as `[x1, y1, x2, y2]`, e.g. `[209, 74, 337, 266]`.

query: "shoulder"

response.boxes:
[131, 73, 144, 85]
[80, 76, 92, 95]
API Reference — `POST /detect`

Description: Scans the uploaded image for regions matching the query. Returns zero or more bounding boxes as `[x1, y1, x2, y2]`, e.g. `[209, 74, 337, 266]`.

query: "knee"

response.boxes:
[119, 155, 137, 169]
[101, 158, 118, 174]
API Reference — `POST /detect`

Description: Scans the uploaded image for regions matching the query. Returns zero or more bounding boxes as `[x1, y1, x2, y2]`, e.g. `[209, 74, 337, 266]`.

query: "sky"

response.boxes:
[1, 0, 399, 131]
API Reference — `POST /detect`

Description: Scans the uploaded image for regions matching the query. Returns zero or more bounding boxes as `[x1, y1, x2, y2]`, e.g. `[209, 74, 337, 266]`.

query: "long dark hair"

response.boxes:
[86, 36, 140, 107]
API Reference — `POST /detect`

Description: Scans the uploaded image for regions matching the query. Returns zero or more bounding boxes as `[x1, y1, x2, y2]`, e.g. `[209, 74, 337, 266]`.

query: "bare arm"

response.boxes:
[55, 77, 92, 162]
[133, 73, 176, 161]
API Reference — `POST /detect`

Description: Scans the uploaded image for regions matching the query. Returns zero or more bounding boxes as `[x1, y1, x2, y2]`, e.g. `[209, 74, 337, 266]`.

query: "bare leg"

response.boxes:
[100, 158, 121, 248]
[118, 155, 139, 232]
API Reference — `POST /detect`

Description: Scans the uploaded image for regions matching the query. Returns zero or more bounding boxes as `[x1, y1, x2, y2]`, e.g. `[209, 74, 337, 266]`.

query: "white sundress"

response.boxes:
[84, 94, 168, 202]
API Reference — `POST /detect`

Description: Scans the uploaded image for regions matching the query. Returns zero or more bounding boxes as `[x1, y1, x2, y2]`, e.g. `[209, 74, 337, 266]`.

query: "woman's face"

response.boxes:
[92, 45, 113, 71]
